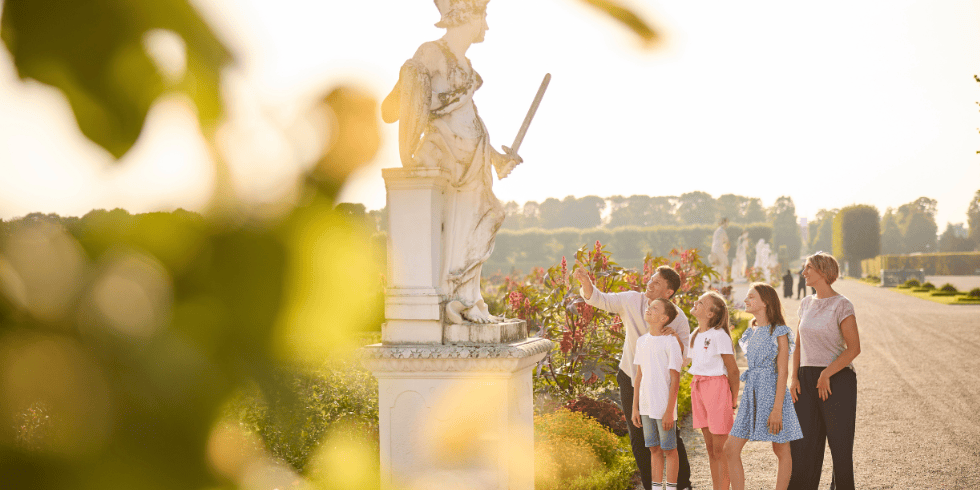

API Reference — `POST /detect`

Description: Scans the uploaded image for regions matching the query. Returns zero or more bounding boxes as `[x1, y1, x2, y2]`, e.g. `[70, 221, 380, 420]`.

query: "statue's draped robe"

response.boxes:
[754, 240, 773, 282]
[403, 41, 505, 312]
[709, 225, 730, 272]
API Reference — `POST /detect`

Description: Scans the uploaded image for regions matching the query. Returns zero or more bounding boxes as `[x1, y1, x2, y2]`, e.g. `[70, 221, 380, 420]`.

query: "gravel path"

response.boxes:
[675, 279, 980, 489]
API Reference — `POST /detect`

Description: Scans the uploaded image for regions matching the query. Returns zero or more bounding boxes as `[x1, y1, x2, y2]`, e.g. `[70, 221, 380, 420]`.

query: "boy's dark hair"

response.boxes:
[655, 265, 682, 298]
[653, 298, 678, 325]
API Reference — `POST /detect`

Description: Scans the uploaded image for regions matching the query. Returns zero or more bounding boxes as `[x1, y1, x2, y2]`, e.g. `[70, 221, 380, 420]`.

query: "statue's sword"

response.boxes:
[504, 73, 551, 157]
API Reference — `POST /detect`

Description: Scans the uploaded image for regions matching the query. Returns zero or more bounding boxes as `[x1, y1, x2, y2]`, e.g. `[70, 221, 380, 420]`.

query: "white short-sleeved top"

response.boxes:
[688, 327, 734, 376]
[798, 294, 857, 369]
[634, 333, 684, 418]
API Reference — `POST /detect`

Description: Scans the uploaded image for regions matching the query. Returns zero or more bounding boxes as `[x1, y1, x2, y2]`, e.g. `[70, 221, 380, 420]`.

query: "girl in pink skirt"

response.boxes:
[689, 291, 741, 489]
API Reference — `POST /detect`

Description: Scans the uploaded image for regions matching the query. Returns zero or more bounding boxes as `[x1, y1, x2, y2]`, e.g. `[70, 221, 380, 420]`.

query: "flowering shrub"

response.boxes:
[969, 288, 980, 299]
[563, 395, 628, 437]
[535, 435, 602, 487]
[746, 266, 782, 288]
[940, 283, 958, 293]
[231, 355, 380, 472]
[486, 242, 719, 401]
[535, 409, 621, 468]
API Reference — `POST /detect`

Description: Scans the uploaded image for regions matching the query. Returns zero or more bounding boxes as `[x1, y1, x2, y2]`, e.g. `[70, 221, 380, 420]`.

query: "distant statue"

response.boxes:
[382, 0, 522, 324]
[708, 218, 730, 282]
[731, 230, 749, 282]
[754, 239, 773, 283]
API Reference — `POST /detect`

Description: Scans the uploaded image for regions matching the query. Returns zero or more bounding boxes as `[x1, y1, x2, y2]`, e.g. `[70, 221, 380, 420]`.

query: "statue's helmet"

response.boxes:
[434, 0, 490, 28]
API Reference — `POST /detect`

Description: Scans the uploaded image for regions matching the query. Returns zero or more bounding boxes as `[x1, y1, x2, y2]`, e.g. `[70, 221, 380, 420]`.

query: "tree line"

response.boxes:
[337, 192, 804, 273]
[499, 191, 771, 230]
[807, 191, 980, 258]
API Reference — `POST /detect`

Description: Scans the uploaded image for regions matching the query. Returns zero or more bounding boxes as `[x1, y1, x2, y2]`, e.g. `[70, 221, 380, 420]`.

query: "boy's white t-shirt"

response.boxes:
[688, 327, 734, 377]
[633, 333, 683, 419]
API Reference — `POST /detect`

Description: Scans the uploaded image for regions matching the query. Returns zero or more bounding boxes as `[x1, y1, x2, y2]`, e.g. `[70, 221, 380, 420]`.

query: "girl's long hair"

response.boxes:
[690, 290, 731, 349]
[749, 283, 787, 335]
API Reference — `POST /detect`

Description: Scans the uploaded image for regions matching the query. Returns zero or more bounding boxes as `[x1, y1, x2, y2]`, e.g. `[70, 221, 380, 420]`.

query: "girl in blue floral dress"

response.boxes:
[725, 283, 803, 490]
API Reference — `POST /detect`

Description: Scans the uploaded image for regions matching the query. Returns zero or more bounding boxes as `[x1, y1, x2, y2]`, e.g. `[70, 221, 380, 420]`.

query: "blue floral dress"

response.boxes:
[729, 325, 804, 443]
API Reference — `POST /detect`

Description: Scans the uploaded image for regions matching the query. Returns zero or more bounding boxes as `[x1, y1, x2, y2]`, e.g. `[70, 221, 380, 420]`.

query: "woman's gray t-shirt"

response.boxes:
[797, 294, 857, 370]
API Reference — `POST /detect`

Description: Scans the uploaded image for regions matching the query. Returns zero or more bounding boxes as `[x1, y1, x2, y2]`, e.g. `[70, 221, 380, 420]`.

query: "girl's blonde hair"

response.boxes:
[690, 290, 731, 349]
[807, 252, 840, 284]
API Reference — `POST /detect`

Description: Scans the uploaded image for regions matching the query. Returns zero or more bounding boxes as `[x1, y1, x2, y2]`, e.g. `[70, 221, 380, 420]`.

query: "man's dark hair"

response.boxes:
[655, 265, 681, 298]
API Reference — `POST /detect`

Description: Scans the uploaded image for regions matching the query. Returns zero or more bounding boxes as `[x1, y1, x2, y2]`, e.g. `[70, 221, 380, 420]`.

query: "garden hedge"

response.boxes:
[862, 252, 980, 277]
[486, 223, 773, 273]
[832, 205, 880, 277]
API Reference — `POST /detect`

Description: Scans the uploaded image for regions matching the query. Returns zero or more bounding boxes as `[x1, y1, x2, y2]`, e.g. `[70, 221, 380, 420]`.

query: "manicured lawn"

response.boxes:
[850, 278, 980, 305]
[890, 287, 980, 305]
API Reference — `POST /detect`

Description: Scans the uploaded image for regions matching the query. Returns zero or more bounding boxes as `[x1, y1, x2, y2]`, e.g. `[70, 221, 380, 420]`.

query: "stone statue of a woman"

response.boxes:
[754, 239, 773, 283]
[708, 218, 730, 283]
[382, 0, 520, 324]
[731, 230, 749, 282]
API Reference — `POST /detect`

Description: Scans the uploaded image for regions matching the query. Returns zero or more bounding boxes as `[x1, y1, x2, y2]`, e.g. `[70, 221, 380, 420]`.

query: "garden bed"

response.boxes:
[891, 287, 980, 305]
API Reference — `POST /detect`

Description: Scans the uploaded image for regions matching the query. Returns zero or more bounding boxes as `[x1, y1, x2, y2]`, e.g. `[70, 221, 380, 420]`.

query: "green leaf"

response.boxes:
[1, 0, 231, 158]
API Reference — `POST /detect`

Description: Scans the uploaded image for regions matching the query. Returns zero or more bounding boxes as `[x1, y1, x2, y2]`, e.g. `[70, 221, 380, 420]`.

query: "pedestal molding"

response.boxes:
[363, 337, 553, 373]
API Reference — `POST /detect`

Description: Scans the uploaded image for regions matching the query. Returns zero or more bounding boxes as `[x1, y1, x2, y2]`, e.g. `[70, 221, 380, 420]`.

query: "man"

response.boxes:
[573, 265, 694, 490]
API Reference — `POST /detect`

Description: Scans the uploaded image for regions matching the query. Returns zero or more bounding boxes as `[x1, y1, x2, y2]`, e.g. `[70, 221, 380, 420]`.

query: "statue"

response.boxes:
[754, 239, 773, 284]
[708, 218, 730, 283]
[768, 245, 781, 274]
[382, 0, 525, 324]
[731, 230, 749, 282]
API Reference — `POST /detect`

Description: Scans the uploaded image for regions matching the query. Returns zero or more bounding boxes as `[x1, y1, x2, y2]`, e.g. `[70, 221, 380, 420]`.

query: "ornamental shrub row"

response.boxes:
[863, 252, 980, 277]
[535, 409, 623, 483]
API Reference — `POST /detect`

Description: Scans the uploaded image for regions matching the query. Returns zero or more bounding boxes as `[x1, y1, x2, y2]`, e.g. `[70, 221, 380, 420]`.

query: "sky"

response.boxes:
[1, 0, 978, 228]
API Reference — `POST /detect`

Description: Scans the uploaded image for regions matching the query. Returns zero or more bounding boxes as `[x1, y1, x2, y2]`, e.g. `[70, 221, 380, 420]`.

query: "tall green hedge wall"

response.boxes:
[832, 205, 880, 276]
[485, 223, 773, 274]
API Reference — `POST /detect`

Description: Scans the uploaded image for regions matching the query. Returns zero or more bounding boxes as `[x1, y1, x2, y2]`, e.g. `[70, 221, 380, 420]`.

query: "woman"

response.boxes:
[788, 252, 861, 490]
[726, 283, 802, 490]
[382, 0, 520, 323]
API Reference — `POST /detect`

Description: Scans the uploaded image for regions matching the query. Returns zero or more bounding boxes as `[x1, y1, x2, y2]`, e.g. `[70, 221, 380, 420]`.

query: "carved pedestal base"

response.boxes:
[362, 336, 552, 490]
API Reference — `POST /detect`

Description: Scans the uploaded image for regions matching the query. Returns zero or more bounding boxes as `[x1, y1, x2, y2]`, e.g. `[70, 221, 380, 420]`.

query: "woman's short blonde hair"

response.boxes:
[807, 252, 839, 284]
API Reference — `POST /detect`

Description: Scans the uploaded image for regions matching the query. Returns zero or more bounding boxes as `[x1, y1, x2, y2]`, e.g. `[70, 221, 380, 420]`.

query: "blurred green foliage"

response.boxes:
[0, 3, 386, 483]
[0, 200, 384, 489]
[534, 409, 623, 487]
[0, 0, 662, 488]
[1, 0, 230, 158]
[230, 353, 380, 474]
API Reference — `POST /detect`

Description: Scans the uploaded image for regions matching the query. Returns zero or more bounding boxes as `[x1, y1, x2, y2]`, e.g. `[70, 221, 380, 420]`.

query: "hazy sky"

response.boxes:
[1, 0, 978, 228]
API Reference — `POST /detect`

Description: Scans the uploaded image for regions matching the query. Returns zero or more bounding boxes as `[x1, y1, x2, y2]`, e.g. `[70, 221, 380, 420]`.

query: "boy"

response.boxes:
[574, 265, 693, 490]
[632, 298, 684, 490]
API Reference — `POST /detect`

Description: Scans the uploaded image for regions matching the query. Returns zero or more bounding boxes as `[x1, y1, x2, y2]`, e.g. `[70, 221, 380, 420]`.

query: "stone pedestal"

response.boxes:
[363, 338, 552, 490]
[383, 167, 449, 344]
[371, 165, 554, 489]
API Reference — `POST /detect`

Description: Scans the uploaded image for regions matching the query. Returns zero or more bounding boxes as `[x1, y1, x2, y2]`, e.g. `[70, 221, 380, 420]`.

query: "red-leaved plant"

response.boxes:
[485, 242, 719, 400]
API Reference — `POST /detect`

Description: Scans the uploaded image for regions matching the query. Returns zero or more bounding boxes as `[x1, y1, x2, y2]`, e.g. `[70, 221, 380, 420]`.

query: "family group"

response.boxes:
[572, 252, 861, 490]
